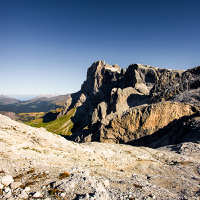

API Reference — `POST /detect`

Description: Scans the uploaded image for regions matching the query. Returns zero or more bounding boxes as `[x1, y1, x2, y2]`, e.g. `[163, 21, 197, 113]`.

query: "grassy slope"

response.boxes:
[25, 108, 76, 136]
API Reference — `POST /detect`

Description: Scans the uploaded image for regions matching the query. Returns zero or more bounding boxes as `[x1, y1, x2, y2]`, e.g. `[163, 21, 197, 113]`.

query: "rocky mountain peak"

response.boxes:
[0, 95, 13, 99]
[60, 61, 200, 145]
[81, 61, 121, 97]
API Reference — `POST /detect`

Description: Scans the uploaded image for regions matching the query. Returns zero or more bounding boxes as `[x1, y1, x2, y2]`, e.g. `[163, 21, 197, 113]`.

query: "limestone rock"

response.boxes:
[111, 87, 149, 113]
[0, 175, 14, 186]
[59, 61, 200, 146]
[4, 190, 12, 198]
[124, 64, 151, 94]
[18, 191, 28, 199]
[99, 101, 197, 143]
[52, 171, 110, 200]
[33, 191, 42, 198]
[75, 93, 87, 107]
[150, 66, 200, 104]
[10, 182, 22, 190]
[148, 112, 200, 148]
[91, 102, 108, 124]
[81, 61, 121, 97]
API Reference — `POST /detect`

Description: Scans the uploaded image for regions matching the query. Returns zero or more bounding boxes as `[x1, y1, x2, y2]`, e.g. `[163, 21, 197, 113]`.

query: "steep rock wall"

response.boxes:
[99, 101, 197, 143]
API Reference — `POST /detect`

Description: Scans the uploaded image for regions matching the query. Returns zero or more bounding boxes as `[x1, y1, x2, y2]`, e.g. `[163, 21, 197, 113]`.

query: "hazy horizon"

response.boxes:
[1, 93, 66, 101]
[1, 0, 200, 96]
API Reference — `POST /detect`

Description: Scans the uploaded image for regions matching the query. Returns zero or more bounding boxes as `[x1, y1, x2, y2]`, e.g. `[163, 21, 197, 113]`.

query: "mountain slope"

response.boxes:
[0, 95, 20, 105]
[25, 108, 76, 136]
[0, 94, 70, 113]
[0, 114, 200, 199]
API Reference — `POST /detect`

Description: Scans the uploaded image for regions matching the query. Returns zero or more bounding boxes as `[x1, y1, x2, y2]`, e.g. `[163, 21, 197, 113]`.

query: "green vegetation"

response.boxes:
[18, 112, 45, 123]
[24, 108, 76, 136]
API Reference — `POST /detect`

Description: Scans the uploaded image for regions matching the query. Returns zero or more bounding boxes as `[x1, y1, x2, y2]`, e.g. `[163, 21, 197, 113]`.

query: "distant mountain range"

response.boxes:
[0, 94, 70, 113]
[3, 94, 60, 101]
[0, 94, 20, 105]
[35, 94, 60, 99]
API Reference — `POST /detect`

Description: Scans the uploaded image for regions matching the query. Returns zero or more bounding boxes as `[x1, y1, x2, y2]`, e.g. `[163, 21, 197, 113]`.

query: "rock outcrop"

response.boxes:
[98, 101, 197, 143]
[59, 61, 199, 146]
[150, 65, 200, 104]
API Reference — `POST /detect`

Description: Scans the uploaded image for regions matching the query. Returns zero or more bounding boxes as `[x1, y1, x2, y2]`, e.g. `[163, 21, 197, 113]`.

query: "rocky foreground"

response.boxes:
[0, 114, 200, 199]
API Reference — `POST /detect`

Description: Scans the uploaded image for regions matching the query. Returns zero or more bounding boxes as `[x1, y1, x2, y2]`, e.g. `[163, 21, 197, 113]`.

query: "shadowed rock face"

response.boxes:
[150, 66, 200, 104]
[60, 61, 200, 146]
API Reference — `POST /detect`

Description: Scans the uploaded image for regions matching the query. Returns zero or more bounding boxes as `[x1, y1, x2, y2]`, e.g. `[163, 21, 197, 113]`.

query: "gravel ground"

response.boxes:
[0, 114, 200, 199]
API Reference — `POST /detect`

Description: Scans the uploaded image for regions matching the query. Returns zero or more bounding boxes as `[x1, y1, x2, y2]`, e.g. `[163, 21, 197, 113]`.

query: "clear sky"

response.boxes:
[0, 0, 200, 97]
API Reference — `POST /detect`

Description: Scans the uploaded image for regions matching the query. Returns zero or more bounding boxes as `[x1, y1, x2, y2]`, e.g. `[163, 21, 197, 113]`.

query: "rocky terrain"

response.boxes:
[58, 61, 200, 145]
[0, 114, 200, 199]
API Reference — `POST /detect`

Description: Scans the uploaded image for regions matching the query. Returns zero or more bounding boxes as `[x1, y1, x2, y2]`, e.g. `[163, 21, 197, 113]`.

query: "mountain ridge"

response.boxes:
[0, 94, 70, 113]
[0, 95, 20, 105]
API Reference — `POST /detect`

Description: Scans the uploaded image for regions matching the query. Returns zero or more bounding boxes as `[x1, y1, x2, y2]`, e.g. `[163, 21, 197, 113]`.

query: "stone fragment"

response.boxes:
[33, 191, 42, 198]
[82, 170, 90, 176]
[18, 191, 28, 199]
[5, 190, 12, 198]
[103, 179, 110, 187]
[10, 182, 22, 190]
[1, 175, 14, 186]
[23, 187, 31, 192]
[61, 192, 66, 197]
[4, 187, 11, 193]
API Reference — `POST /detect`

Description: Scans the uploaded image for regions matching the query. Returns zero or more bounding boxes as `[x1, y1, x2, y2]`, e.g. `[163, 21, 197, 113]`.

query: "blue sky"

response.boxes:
[0, 0, 200, 97]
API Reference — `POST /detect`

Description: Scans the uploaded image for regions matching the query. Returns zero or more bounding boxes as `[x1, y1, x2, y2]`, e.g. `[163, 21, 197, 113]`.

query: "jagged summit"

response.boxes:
[81, 61, 121, 96]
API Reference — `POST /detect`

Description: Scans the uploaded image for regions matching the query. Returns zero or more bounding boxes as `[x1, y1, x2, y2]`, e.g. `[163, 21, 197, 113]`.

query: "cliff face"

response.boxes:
[60, 61, 200, 146]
